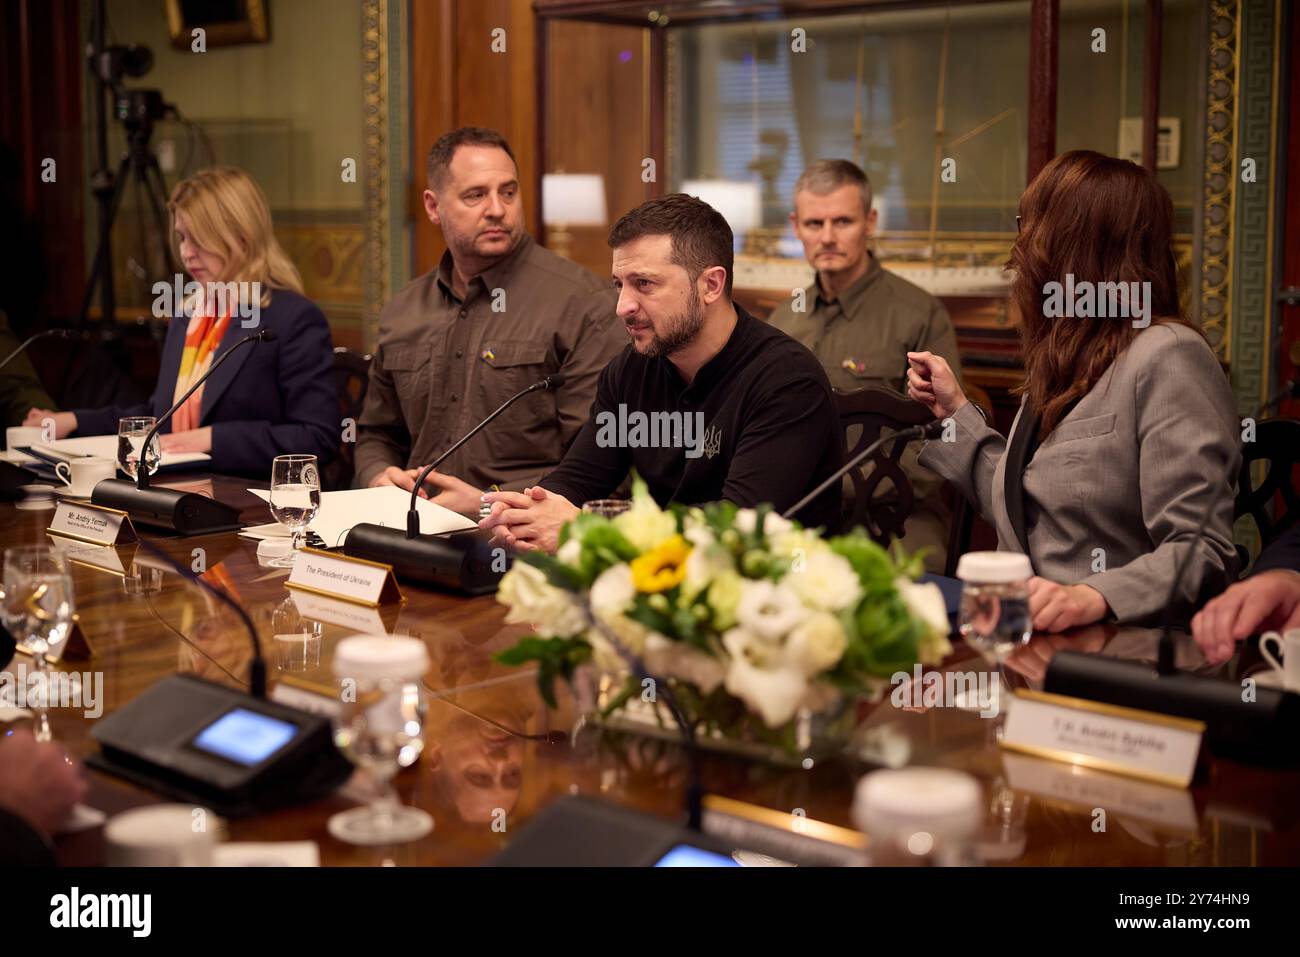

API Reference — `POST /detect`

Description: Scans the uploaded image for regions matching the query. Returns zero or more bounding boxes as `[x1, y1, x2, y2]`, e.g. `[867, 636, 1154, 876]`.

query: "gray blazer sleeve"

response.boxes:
[1080, 330, 1240, 621]
[917, 399, 1007, 524]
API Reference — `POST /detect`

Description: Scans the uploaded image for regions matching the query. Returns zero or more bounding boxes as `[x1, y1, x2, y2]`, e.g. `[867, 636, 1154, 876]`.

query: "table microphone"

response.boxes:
[782, 418, 945, 522]
[344, 373, 566, 594]
[135, 537, 266, 697]
[1045, 378, 1300, 764]
[92, 329, 276, 534]
[405, 373, 565, 536]
[87, 537, 353, 815]
[0, 328, 74, 372]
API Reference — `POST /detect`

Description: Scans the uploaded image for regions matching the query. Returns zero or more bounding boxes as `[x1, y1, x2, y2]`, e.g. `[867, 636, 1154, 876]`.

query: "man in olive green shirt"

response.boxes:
[356, 127, 625, 514]
[0, 310, 56, 428]
[767, 159, 962, 572]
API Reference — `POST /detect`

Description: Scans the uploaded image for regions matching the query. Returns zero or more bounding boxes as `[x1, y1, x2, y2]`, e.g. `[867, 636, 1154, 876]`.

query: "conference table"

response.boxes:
[3, 473, 1298, 867]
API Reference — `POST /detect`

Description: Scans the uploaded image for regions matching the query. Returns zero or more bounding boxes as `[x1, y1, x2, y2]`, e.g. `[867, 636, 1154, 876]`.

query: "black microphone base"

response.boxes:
[343, 524, 508, 595]
[1044, 651, 1300, 766]
[91, 478, 243, 535]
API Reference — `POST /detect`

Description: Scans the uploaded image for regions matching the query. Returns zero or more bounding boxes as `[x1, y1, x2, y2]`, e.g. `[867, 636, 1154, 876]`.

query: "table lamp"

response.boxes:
[542, 173, 608, 260]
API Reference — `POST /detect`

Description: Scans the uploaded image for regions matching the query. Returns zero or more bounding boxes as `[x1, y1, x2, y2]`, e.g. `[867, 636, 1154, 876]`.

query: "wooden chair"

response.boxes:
[1234, 416, 1300, 563]
[325, 347, 372, 490]
[834, 384, 995, 574]
[832, 387, 932, 544]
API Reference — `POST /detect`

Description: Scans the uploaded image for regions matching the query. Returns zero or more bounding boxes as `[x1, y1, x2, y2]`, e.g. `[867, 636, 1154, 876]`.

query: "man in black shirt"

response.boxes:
[479, 193, 842, 553]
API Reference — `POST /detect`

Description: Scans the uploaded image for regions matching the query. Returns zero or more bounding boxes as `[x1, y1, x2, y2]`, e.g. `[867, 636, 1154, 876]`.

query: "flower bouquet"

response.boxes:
[495, 479, 952, 763]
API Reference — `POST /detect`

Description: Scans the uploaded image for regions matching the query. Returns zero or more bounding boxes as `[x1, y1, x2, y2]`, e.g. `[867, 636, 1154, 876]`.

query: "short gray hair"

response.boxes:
[793, 159, 872, 217]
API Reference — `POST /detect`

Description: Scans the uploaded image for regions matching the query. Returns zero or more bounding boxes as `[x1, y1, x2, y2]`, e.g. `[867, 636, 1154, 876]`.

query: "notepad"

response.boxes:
[34, 435, 211, 469]
[246, 485, 477, 548]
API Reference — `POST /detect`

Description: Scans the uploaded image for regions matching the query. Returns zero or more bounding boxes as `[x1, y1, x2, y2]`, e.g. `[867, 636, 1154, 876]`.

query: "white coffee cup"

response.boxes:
[1260, 628, 1300, 692]
[103, 804, 221, 866]
[5, 425, 44, 461]
[54, 456, 115, 497]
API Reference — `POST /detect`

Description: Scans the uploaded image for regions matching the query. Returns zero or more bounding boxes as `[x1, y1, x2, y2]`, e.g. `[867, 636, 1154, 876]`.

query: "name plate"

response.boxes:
[284, 547, 404, 607]
[1000, 750, 1198, 835]
[47, 501, 137, 547]
[1000, 689, 1204, 788]
[290, 590, 401, 634]
[47, 535, 132, 577]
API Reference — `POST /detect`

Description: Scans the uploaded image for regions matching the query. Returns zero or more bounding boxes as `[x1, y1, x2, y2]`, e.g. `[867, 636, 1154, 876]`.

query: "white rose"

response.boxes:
[643, 634, 725, 694]
[894, 576, 953, 664]
[590, 564, 634, 618]
[557, 538, 582, 566]
[784, 549, 861, 612]
[497, 562, 587, 637]
[769, 528, 822, 560]
[613, 499, 677, 552]
[722, 628, 808, 728]
[785, 611, 848, 676]
[735, 580, 807, 643]
[681, 513, 713, 547]
[734, 508, 794, 539]
[682, 539, 734, 597]
[589, 564, 651, 657]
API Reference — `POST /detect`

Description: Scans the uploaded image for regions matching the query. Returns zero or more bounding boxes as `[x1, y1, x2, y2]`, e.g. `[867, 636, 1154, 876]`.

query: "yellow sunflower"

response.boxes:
[629, 535, 692, 593]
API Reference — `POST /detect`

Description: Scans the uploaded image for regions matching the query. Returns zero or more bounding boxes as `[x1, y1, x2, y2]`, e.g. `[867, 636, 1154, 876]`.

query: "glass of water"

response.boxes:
[267, 454, 321, 567]
[117, 416, 161, 481]
[2, 546, 75, 743]
[583, 499, 631, 519]
[956, 552, 1033, 661]
[956, 552, 1033, 722]
[328, 635, 432, 845]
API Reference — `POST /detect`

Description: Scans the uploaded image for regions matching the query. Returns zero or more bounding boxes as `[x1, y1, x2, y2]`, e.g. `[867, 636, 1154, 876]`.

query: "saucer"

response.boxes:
[13, 484, 57, 510]
[52, 486, 97, 500]
[1248, 669, 1296, 691]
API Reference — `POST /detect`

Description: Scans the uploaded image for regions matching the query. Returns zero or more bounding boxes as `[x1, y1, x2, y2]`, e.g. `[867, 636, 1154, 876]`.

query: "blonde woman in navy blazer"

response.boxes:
[26, 168, 337, 478]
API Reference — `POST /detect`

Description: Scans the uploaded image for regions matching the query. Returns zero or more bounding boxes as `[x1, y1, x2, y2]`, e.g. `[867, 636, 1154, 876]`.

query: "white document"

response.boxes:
[247, 485, 476, 548]
[36, 435, 211, 469]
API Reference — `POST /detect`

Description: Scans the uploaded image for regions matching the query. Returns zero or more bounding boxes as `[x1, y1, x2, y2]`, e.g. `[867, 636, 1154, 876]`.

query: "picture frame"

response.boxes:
[165, 0, 270, 49]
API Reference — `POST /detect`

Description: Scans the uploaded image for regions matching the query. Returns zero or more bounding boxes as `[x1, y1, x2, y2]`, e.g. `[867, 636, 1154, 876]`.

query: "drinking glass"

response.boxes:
[267, 455, 321, 567]
[117, 416, 161, 481]
[328, 635, 432, 845]
[956, 552, 1033, 724]
[2, 546, 75, 743]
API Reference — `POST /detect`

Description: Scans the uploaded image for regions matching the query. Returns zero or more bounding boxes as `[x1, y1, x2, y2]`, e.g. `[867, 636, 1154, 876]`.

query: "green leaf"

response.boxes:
[494, 635, 592, 709]
[828, 529, 897, 594]
[625, 594, 677, 638]
[520, 551, 584, 591]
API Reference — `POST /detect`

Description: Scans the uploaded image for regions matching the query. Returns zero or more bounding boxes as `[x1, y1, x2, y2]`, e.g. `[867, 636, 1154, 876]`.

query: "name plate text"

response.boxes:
[285, 548, 403, 607]
[47, 501, 137, 546]
[1000, 689, 1204, 788]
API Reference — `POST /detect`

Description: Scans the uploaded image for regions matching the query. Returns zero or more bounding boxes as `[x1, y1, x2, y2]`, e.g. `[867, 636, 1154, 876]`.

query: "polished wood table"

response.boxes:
[3, 474, 1298, 866]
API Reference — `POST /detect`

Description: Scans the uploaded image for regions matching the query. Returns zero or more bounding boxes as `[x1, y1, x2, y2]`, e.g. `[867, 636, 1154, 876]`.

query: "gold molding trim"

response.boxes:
[1200, 0, 1240, 361]
[1258, 0, 1282, 407]
[362, 0, 390, 350]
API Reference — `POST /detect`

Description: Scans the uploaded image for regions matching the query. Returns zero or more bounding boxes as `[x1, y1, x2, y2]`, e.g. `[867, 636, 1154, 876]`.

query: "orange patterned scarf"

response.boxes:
[172, 310, 231, 433]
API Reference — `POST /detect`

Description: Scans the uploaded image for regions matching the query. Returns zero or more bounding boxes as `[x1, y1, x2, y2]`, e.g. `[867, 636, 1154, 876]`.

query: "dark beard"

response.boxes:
[642, 285, 706, 358]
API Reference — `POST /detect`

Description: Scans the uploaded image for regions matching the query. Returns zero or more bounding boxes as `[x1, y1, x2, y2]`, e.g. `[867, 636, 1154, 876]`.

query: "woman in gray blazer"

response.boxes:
[907, 150, 1239, 632]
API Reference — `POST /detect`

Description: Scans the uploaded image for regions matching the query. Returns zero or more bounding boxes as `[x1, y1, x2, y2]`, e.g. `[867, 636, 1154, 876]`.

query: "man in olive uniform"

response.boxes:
[767, 159, 962, 572]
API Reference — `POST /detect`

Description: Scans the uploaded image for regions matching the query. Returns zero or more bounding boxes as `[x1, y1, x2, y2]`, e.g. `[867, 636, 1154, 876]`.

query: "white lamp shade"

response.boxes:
[680, 179, 762, 236]
[542, 174, 608, 226]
